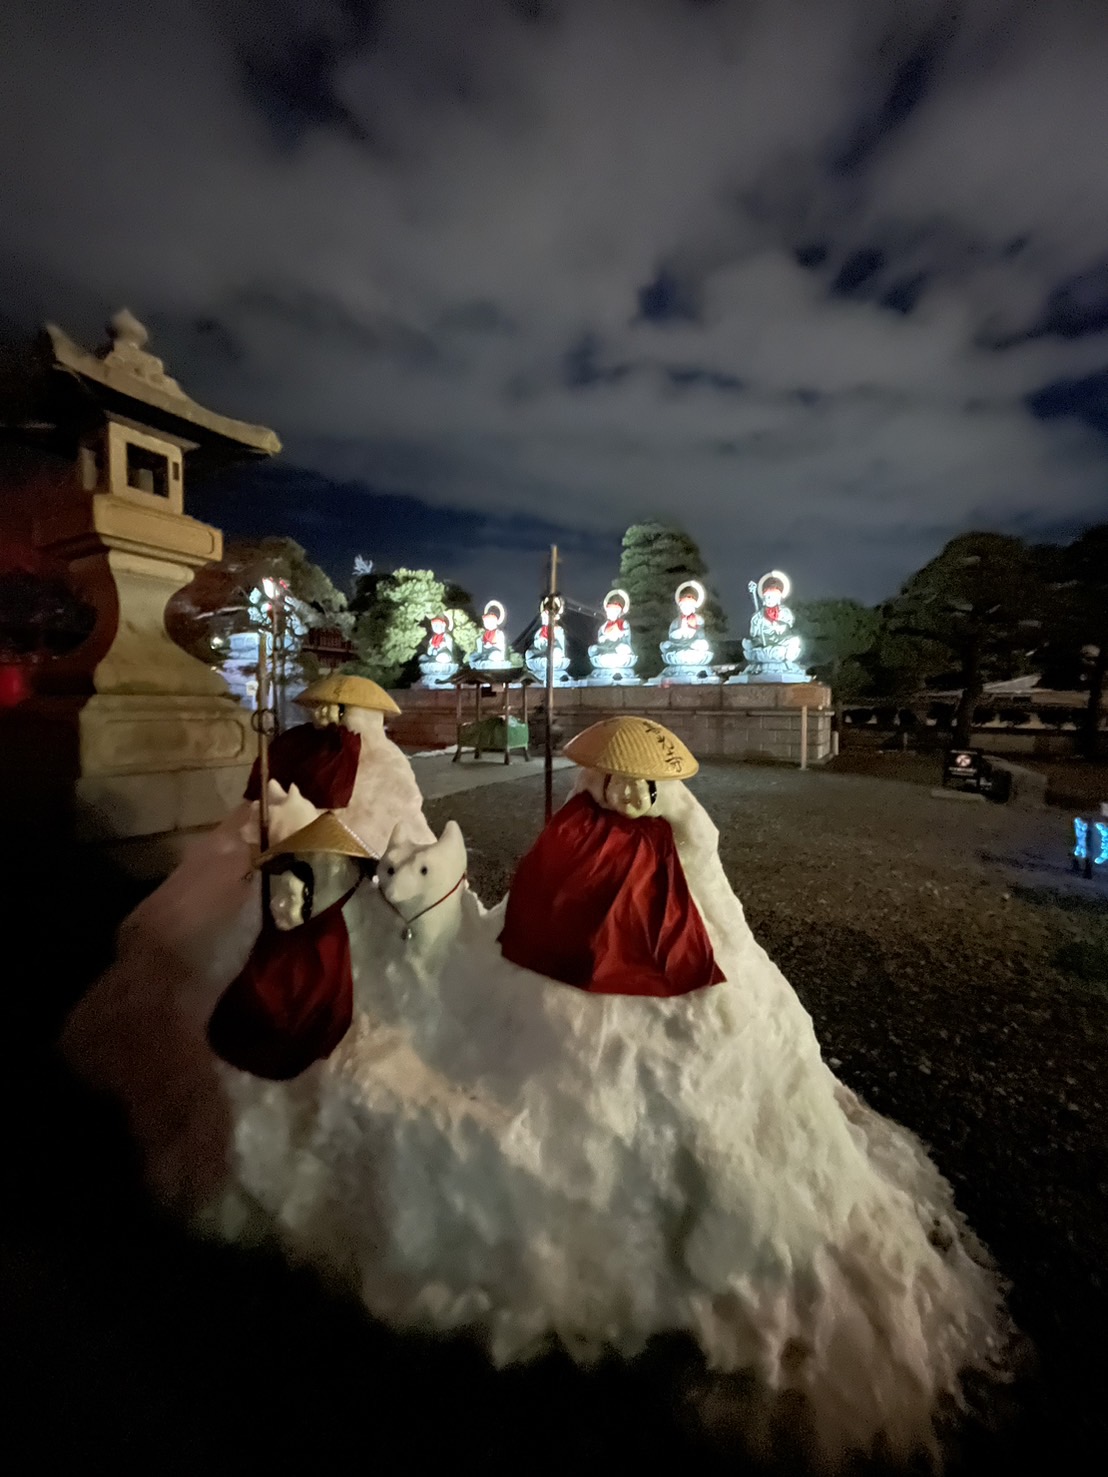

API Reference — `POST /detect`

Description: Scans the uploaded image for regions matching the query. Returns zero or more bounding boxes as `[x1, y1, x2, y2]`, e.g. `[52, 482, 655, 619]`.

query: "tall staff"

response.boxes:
[544, 544, 558, 822]
[252, 627, 276, 916]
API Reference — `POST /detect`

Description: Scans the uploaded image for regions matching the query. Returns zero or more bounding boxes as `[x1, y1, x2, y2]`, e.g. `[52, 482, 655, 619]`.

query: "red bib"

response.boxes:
[244, 723, 360, 810]
[499, 793, 724, 997]
[207, 880, 360, 1081]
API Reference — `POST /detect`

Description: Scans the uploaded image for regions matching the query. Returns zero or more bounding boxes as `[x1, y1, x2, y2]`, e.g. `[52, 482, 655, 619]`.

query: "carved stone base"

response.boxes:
[730, 663, 812, 684]
[655, 665, 722, 685]
[585, 669, 642, 687]
[4, 692, 253, 844]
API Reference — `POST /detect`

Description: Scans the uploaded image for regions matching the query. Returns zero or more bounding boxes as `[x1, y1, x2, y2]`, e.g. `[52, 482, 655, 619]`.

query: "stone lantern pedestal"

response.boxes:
[0, 311, 281, 874]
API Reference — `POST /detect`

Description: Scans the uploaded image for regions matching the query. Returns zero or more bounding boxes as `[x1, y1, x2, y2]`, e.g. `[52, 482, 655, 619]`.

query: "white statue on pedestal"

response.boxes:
[419, 612, 458, 688]
[469, 599, 509, 670]
[658, 579, 717, 683]
[734, 570, 811, 684]
[587, 588, 639, 685]
[525, 595, 573, 684]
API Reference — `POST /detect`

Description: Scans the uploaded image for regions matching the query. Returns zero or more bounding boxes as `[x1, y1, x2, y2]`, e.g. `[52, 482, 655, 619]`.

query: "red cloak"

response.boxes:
[244, 722, 361, 810]
[207, 878, 361, 1081]
[499, 792, 724, 997]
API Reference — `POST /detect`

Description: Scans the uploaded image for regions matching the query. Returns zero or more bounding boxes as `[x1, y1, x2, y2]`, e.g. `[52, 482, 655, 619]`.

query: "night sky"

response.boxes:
[3, 0, 1108, 623]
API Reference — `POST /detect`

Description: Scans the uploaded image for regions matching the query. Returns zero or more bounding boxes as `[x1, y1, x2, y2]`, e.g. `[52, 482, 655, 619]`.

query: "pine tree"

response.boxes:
[349, 568, 479, 688]
[616, 523, 726, 678]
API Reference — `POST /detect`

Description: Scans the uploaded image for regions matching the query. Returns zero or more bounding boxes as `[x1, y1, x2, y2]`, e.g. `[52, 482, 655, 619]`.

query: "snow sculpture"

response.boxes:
[208, 812, 378, 1081]
[587, 588, 639, 685]
[734, 570, 811, 683]
[525, 595, 573, 684]
[213, 714, 1014, 1471]
[65, 705, 1017, 1469]
[419, 612, 458, 688]
[658, 579, 717, 683]
[59, 674, 433, 1206]
[469, 599, 509, 670]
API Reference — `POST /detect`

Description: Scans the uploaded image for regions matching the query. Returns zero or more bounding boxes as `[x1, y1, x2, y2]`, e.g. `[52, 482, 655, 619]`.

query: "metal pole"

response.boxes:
[544, 544, 559, 822]
[800, 704, 809, 770]
[256, 630, 272, 851]
[254, 628, 275, 922]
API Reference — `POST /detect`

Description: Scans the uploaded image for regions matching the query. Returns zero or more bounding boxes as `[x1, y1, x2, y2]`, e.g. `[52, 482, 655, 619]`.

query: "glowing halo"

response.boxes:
[604, 588, 630, 613]
[483, 599, 506, 626]
[757, 570, 791, 601]
[675, 579, 705, 609]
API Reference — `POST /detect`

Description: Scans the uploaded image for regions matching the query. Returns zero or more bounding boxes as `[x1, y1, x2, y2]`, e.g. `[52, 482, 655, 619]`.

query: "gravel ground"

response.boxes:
[425, 762, 1108, 1470]
[2, 763, 1104, 1473]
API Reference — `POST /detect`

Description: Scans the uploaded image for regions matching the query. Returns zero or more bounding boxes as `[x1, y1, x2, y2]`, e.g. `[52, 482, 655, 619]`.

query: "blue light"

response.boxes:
[1074, 818, 1089, 860]
[1096, 822, 1108, 865]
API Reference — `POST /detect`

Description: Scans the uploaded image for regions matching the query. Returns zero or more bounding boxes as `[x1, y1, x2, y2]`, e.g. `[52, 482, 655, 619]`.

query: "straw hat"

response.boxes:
[296, 673, 401, 715]
[564, 716, 698, 781]
[256, 811, 376, 868]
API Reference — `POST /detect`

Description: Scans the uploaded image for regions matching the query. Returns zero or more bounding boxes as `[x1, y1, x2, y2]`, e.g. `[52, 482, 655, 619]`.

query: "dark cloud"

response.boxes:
[2, 0, 1108, 621]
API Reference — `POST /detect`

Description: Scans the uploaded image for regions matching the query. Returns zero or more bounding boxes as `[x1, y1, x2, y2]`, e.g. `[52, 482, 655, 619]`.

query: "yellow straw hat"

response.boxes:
[564, 716, 698, 781]
[256, 811, 376, 867]
[296, 673, 401, 715]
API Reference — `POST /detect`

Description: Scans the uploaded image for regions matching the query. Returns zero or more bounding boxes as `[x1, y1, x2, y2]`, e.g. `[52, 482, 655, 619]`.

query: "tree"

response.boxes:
[886, 532, 1043, 746]
[616, 523, 726, 678]
[349, 567, 479, 688]
[168, 536, 352, 687]
[1037, 525, 1108, 760]
[792, 598, 881, 718]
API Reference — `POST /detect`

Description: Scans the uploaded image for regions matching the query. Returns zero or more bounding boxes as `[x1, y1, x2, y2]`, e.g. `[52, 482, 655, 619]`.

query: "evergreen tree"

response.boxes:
[168, 536, 351, 685]
[616, 523, 726, 678]
[1036, 525, 1108, 759]
[350, 568, 479, 688]
[793, 598, 881, 717]
[886, 532, 1042, 745]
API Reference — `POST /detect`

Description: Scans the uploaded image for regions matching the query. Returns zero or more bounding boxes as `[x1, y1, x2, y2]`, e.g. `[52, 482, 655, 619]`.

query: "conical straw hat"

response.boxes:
[563, 716, 698, 781]
[296, 673, 401, 715]
[256, 811, 376, 867]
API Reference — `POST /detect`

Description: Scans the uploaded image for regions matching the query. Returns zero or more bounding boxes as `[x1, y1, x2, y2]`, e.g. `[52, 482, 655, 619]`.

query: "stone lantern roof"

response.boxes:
[0, 308, 280, 472]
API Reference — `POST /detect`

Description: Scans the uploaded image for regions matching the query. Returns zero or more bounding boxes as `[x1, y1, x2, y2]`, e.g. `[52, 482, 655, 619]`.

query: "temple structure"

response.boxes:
[0, 310, 280, 869]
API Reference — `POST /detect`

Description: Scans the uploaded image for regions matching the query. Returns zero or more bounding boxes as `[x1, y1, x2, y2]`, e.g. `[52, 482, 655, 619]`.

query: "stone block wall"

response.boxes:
[388, 682, 833, 766]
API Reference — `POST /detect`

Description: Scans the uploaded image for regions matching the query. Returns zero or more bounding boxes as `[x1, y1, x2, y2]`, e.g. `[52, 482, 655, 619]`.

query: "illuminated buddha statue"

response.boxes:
[658, 579, 716, 683]
[468, 599, 509, 670]
[419, 612, 458, 687]
[734, 570, 810, 683]
[587, 588, 639, 684]
[525, 595, 573, 684]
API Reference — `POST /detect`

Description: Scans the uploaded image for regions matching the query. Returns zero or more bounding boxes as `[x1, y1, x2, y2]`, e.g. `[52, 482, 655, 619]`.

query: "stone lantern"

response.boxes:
[0, 310, 280, 869]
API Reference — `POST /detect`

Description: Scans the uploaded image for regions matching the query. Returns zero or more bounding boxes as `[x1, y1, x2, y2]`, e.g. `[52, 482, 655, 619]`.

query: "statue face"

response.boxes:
[762, 586, 783, 605]
[604, 602, 621, 620]
[678, 595, 697, 615]
[604, 775, 654, 818]
[483, 613, 498, 630]
[431, 617, 447, 634]
[313, 702, 342, 727]
[270, 871, 309, 931]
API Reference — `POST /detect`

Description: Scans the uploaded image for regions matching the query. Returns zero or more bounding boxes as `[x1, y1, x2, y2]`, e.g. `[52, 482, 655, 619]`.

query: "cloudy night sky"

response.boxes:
[2, 0, 1107, 624]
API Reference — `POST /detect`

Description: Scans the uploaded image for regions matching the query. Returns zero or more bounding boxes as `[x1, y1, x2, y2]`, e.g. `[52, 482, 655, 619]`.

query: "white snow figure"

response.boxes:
[216, 717, 1014, 1470]
[60, 674, 432, 1210]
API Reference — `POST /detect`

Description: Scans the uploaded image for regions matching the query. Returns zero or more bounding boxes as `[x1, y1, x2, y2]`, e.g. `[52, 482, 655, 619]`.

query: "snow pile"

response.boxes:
[219, 773, 1012, 1467]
